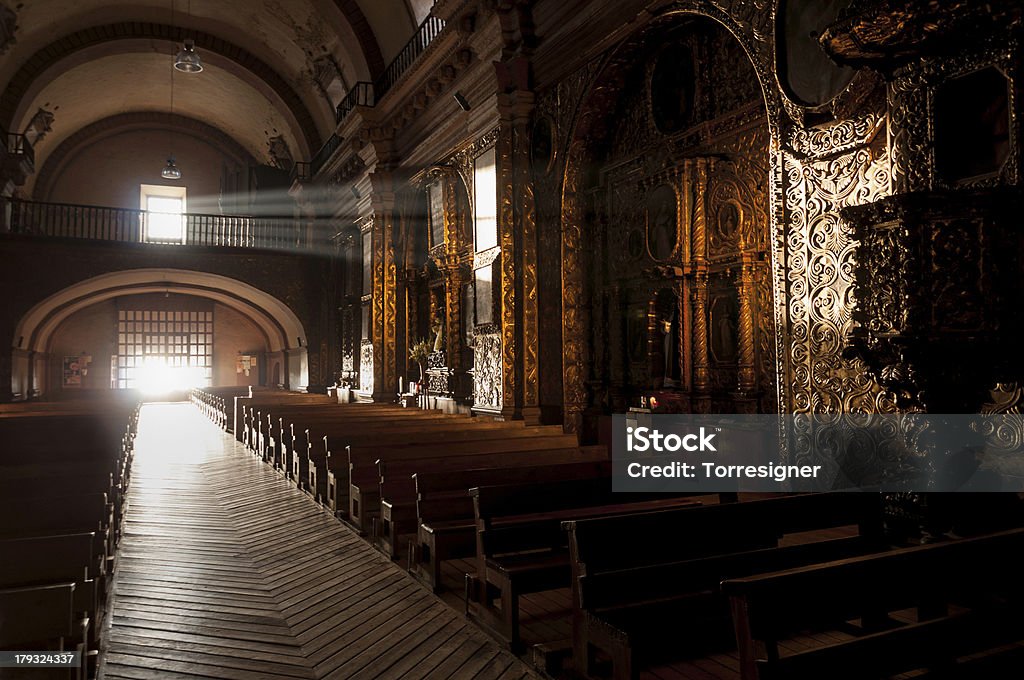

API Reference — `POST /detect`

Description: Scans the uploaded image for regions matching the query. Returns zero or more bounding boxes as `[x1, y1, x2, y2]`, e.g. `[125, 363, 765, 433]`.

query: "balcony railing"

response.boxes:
[311, 134, 341, 176]
[336, 81, 375, 125]
[3, 198, 319, 251]
[376, 15, 445, 98]
[305, 15, 446, 179]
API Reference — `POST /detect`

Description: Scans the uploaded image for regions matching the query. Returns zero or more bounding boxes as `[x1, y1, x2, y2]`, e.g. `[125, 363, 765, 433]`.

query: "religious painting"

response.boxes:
[645, 184, 677, 261]
[427, 181, 445, 249]
[710, 293, 739, 364]
[62, 355, 83, 387]
[650, 45, 696, 133]
[717, 202, 741, 241]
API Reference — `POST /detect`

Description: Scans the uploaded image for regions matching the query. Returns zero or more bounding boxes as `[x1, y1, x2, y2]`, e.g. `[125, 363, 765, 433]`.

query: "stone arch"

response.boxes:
[558, 2, 788, 430]
[12, 268, 309, 395]
[32, 112, 257, 201]
[329, 0, 386, 79]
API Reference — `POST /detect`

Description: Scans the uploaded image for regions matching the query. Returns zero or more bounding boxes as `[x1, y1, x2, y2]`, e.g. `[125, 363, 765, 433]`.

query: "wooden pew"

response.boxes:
[0, 494, 113, 566]
[0, 472, 122, 541]
[301, 415, 518, 500]
[722, 526, 1024, 680]
[302, 414, 500, 499]
[232, 393, 334, 448]
[255, 402, 454, 469]
[411, 455, 612, 590]
[321, 420, 532, 517]
[0, 449, 127, 497]
[0, 533, 104, 649]
[563, 493, 885, 679]
[191, 386, 262, 429]
[376, 445, 607, 560]
[303, 413, 516, 499]
[348, 431, 578, 535]
[470, 477, 730, 649]
[0, 582, 85, 680]
[288, 410, 478, 486]
[253, 399, 402, 462]
[250, 398, 338, 460]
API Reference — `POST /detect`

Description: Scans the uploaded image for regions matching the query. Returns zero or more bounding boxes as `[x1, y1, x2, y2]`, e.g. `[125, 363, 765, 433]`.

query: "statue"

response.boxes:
[431, 320, 445, 353]
[660, 310, 677, 387]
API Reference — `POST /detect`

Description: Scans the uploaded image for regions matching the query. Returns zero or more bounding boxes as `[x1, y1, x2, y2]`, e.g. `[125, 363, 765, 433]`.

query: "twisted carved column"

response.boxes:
[440, 258, 465, 372]
[734, 241, 758, 413]
[736, 248, 757, 391]
[690, 159, 711, 409]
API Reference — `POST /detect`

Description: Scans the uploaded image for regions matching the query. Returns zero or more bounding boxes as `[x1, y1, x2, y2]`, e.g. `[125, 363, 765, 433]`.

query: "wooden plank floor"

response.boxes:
[99, 402, 536, 680]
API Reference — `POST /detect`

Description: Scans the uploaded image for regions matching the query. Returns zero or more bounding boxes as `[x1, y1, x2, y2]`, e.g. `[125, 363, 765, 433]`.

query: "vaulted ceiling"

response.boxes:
[0, 0, 433, 191]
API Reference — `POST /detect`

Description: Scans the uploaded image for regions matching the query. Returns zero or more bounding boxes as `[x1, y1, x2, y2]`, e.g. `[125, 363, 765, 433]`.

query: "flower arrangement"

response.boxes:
[409, 338, 431, 366]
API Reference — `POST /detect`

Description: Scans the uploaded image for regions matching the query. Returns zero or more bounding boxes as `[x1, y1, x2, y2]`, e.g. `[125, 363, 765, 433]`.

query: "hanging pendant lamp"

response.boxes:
[174, 1, 203, 73]
[162, 156, 182, 179]
[161, 4, 183, 181]
[174, 39, 203, 73]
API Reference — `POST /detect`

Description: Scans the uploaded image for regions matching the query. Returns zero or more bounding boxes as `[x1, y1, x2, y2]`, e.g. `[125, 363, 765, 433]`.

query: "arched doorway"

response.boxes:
[11, 268, 308, 398]
[560, 12, 781, 432]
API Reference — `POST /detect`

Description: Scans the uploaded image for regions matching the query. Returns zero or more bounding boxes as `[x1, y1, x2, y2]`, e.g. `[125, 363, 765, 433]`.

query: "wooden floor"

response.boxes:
[99, 403, 536, 680]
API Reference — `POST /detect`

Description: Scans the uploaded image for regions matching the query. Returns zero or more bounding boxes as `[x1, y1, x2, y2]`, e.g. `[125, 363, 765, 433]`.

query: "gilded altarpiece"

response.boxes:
[565, 18, 778, 421]
[414, 165, 474, 401]
[549, 3, 904, 443]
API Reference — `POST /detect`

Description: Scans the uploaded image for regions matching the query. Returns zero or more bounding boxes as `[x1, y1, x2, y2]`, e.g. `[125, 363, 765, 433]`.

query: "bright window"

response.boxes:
[473, 147, 497, 251]
[116, 309, 213, 392]
[141, 184, 187, 243]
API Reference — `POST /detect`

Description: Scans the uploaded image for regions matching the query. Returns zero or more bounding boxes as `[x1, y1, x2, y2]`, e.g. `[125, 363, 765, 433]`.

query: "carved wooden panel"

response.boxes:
[472, 333, 502, 410]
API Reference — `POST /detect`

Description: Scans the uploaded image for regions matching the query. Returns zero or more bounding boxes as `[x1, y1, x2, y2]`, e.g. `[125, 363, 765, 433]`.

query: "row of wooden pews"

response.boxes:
[562, 493, 885, 678]
[189, 385, 266, 432]
[0, 396, 139, 680]
[191, 388, 1024, 680]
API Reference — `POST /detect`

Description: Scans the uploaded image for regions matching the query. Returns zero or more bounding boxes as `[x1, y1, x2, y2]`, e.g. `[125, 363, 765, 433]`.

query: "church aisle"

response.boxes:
[99, 403, 535, 680]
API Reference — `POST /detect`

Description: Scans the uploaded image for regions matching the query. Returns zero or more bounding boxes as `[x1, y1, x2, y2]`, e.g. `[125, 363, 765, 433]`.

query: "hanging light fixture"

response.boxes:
[175, 39, 203, 73]
[174, 1, 203, 73]
[161, 4, 183, 180]
[162, 156, 182, 179]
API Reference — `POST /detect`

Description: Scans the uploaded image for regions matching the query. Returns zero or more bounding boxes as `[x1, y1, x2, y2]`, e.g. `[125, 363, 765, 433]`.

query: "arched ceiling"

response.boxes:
[20, 50, 304, 174]
[0, 0, 430, 179]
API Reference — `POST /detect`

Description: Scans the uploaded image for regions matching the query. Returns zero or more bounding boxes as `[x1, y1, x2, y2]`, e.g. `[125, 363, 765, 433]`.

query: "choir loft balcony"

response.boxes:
[1, 198, 330, 252]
